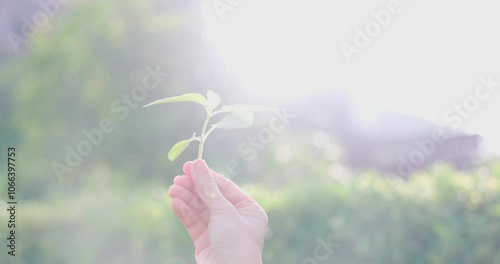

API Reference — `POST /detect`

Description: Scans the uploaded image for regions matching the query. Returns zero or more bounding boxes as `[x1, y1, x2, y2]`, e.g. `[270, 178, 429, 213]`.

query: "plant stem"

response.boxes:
[198, 109, 211, 159]
[204, 124, 217, 139]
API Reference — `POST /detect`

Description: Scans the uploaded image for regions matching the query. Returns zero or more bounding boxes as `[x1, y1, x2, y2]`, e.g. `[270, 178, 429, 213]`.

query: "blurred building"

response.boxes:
[291, 92, 481, 177]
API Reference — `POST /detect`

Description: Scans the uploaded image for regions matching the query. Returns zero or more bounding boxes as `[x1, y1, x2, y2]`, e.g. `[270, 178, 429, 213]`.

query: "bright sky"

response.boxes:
[202, 0, 500, 154]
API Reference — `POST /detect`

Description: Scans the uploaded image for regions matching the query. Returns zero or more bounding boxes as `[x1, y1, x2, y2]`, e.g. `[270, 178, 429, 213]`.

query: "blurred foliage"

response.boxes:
[258, 163, 500, 264]
[0, 0, 499, 263]
[0, 0, 240, 200]
[0, 164, 499, 264]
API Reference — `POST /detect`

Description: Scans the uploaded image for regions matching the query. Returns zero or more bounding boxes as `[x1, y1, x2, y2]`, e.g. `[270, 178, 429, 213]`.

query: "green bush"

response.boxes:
[256, 164, 500, 264]
[3, 164, 499, 264]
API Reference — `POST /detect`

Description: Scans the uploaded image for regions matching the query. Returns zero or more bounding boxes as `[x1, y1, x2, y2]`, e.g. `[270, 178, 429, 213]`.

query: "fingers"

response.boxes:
[183, 161, 194, 177]
[175, 170, 232, 196]
[169, 183, 193, 201]
[208, 170, 268, 223]
[170, 198, 206, 243]
[190, 159, 235, 215]
[180, 161, 260, 209]
[173, 174, 194, 191]
[211, 170, 260, 209]
[169, 183, 209, 221]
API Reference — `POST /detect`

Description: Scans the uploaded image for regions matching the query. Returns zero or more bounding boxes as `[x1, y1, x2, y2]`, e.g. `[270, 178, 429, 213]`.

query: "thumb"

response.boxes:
[190, 159, 234, 214]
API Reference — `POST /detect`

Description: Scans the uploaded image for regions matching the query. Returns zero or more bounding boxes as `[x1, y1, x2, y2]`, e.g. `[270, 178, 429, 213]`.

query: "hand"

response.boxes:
[169, 159, 268, 264]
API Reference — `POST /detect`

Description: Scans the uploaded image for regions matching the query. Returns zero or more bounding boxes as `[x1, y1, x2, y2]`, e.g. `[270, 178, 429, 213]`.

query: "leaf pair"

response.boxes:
[143, 90, 279, 161]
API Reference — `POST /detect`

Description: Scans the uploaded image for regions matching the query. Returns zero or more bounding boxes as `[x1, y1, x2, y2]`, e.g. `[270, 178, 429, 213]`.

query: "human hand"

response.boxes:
[169, 159, 268, 264]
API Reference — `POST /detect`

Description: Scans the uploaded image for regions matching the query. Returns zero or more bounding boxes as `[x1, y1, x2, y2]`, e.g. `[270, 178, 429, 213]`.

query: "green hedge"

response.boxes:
[2, 164, 499, 264]
[256, 164, 500, 264]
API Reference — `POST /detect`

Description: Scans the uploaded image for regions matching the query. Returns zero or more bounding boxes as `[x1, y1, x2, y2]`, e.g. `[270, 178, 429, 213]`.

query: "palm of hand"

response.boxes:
[169, 161, 268, 264]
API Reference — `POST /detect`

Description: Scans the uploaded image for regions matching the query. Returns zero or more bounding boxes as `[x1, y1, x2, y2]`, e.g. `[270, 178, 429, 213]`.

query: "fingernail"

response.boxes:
[203, 185, 217, 199]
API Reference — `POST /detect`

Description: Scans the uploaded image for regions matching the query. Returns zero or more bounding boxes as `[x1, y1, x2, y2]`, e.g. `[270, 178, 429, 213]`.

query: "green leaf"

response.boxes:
[143, 93, 207, 108]
[207, 90, 221, 110]
[215, 108, 254, 129]
[221, 104, 280, 112]
[168, 138, 196, 161]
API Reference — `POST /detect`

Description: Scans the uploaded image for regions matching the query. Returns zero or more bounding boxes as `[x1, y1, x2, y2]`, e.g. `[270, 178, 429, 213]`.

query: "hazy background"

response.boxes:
[0, 0, 499, 263]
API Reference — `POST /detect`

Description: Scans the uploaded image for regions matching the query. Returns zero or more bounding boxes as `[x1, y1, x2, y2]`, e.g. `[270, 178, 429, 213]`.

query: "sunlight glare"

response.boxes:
[203, 0, 338, 103]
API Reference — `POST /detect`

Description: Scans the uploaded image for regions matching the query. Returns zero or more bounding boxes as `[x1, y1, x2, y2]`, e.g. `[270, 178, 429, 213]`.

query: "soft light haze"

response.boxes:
[203, 0, 500, 154]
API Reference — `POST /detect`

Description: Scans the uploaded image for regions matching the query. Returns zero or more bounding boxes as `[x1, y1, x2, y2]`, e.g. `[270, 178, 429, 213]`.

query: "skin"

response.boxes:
[169, 159, 268, 264]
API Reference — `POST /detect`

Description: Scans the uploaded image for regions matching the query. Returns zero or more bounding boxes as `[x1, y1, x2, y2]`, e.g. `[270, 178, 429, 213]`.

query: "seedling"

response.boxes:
[143, 90, 278, 161]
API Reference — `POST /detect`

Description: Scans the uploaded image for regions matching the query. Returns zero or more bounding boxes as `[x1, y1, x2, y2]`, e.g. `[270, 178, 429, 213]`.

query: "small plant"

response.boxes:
[143, 90, 278, 161]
